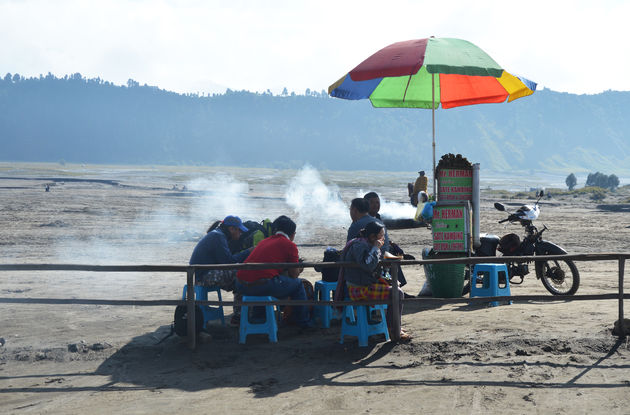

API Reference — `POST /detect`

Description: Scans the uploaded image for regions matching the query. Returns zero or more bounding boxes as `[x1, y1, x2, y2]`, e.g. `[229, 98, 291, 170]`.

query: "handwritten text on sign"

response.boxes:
[437, 169, 473, 201]
[432, 205, 468, 252]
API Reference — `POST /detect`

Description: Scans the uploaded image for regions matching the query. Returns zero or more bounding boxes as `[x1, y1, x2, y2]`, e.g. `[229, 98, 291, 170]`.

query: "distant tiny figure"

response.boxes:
[182, 185, 187, 191]
[410, 170, 428, 206]
[45, 185, 50, 192]
[172, 184, 179, 190]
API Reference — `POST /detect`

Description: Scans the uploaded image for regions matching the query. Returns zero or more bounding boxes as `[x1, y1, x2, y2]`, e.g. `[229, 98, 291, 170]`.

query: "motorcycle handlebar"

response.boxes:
[499, 214, 519, 224]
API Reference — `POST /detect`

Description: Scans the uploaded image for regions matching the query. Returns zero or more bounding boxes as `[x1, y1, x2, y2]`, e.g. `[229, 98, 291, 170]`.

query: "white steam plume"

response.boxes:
[186, 175, 252, 222]
[54, 173, 262, 266]
[355, 190, 417, 220]
[285, 165, 348, 241]
[379, 199, 416, 219]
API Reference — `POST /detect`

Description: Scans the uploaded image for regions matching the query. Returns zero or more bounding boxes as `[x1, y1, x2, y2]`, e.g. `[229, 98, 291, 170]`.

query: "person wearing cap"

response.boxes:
[189, 215, 253, 324]
[235, 215, 311, 328]
[411, 171, 428, 206]
[190, 215, 252, 275]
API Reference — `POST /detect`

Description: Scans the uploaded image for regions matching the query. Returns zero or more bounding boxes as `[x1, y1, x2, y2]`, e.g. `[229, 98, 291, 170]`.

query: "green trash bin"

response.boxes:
[422, 248, 466, 298]
[426, 263, 466, 297]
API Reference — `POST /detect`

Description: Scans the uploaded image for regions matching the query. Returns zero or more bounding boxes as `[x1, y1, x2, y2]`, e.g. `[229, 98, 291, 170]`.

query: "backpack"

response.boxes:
[314, 247, 341, 282]
[173, 304, 204, 337]
[231, 218, 273, 252]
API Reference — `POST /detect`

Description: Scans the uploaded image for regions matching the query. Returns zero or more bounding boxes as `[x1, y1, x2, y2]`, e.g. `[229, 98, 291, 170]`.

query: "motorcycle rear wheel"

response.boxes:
[536, 259, 580, 295]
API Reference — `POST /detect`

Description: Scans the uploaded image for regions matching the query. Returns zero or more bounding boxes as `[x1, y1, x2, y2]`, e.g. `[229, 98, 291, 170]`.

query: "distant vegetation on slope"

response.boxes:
[1, 73, 629, 174]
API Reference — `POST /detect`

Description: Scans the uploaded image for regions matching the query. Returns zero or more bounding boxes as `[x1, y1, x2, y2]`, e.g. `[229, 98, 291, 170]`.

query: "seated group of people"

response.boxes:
[188, 191, 411, 341]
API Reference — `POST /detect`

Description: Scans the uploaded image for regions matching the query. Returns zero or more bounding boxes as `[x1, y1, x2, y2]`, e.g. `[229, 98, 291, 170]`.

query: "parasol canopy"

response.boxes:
[328, 37, 537, 193]
[329, 37, 536, 109]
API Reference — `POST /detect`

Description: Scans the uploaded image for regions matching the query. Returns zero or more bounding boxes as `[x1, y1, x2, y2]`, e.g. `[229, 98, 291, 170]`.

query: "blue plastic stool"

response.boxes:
[340, 303, 390, 347]
[182, 285, 225, 326]
[470, 264, 512, 307]
[239, 296, 279, 344]
[314, 280, 343, 328]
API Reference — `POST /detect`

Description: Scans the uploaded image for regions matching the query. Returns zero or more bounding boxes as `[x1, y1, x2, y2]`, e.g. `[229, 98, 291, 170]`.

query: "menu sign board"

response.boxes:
[432, 202, 470, 253]
[437, 168, 473, 201]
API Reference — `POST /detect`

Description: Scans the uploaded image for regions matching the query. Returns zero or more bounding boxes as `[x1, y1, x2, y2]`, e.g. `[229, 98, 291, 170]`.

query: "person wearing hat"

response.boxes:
[189, 215, 253, 324]
[411, 171, 428, 206]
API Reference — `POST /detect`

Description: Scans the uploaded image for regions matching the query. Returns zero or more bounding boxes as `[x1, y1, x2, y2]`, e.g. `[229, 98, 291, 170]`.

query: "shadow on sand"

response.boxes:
[84, 319, 630, 398]
[93, 322, 396, 397]
[2, 322, 628, 397]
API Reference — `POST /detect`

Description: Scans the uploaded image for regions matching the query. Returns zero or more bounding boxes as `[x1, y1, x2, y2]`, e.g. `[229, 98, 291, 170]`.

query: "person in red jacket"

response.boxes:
[235, 215, 310, 328]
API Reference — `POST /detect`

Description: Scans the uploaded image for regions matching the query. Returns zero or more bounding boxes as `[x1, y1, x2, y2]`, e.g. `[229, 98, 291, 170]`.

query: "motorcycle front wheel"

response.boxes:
[535, 259, 580, 295]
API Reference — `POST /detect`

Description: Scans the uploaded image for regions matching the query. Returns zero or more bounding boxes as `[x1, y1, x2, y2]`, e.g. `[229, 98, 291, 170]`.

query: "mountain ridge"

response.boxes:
[1, 73, 629, 176]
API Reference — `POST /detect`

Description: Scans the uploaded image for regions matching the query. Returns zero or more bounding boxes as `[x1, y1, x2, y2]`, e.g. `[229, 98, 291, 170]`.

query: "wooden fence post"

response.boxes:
[390, 263, 401, 342]
[619, 257, 626, 338]
[186, 268, 196, 350]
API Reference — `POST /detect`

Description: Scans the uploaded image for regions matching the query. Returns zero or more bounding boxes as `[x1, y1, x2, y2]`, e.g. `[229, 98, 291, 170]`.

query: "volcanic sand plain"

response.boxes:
[1, 164, 629, 414]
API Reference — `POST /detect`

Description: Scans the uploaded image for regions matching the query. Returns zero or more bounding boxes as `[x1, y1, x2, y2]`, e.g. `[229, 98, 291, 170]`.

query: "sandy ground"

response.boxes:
[1, 164, 629, 414]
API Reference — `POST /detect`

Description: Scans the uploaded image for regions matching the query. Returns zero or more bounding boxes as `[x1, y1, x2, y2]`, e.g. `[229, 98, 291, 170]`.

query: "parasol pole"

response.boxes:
[431, 73, 436, 198]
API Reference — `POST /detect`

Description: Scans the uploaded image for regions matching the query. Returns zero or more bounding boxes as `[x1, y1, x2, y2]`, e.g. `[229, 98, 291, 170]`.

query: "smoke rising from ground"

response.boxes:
[379, 199, 416, 220]
[51, 165, 419, 265]
[186, 175, 253, 224]
[284, 165, 348, 242]
[53, 173, 264, 265]
[353, 189, 417, 220]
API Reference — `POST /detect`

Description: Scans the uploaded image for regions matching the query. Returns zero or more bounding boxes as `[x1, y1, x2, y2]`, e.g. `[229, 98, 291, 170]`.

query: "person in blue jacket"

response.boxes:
[190, 215, 252, 280]
[189, 215, 253, 324]
[414, 191, 435, 223]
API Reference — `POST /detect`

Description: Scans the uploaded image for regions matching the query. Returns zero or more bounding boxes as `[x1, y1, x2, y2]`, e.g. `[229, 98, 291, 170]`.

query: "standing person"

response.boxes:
[411, 171, 428, 206]
[235, 215, 311, 329]
[189, 215, 252, 325]
[341, 221, 411, 342]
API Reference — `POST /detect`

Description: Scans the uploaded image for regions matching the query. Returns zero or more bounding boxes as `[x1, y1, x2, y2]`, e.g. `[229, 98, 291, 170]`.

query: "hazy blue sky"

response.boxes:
[1, 0, 628, 95]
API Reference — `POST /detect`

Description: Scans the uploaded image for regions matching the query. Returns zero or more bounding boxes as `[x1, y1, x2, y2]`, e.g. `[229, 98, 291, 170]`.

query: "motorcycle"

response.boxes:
[465, 190, 580, 295]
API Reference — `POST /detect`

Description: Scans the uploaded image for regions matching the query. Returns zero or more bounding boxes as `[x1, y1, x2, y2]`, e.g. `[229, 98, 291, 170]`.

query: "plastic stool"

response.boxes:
[314, 280, 343, 328]
[470, 264, 512, 307]
[340, 303, 390, 347]
[182, 285, 225, 326]
[239, 296, 279, 344]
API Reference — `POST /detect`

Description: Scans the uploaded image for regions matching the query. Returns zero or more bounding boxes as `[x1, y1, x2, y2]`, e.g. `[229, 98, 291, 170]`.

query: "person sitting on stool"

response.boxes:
[235, 215, 312, 329]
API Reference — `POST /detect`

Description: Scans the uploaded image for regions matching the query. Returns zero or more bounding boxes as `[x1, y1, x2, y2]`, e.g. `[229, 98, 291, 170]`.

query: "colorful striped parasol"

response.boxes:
[328, 37, 537, 194]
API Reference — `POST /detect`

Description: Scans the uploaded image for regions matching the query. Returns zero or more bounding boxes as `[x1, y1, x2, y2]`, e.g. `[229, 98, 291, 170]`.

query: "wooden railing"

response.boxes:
[0, 253, 628, 350]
